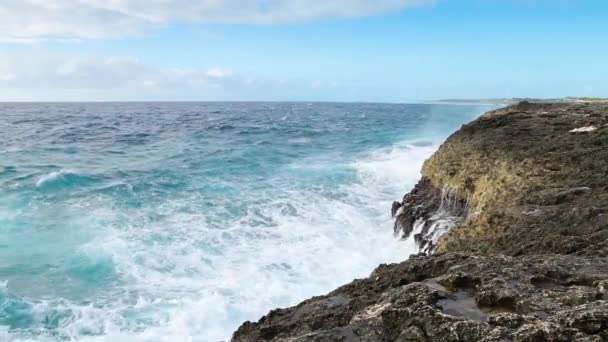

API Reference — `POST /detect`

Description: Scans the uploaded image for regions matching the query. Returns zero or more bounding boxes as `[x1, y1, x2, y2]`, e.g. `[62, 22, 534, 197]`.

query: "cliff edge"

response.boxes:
[232, 102, 608, 342]
[393, 101, 608, 256]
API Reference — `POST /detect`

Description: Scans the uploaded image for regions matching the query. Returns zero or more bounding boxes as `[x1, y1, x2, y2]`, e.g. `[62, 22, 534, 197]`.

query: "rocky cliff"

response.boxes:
[232, 102, 608, 342]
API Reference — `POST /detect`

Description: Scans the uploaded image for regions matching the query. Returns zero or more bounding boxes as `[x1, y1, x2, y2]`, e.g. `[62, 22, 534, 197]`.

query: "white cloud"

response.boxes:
[0, 54, 152, 88]
[0, 51, 313, 101]
[0, 52, 247, 90]
[205, 67, 234, 78]
[0, 51, 382, 101]
[0, 0, 431, 40]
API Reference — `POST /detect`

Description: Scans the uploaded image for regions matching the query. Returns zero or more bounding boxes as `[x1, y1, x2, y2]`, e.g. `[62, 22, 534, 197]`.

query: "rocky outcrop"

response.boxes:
[233, 253, 608, 341]
[395, 101, 608, 256]
[232, 102, 608, 341]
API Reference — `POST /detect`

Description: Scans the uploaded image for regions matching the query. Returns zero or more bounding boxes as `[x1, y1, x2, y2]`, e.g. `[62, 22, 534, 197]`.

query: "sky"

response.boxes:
[0, 0, 606, 102]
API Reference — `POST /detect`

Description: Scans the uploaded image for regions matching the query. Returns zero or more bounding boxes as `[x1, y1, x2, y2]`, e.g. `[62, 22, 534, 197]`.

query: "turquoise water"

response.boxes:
[0, 102, 493, 341]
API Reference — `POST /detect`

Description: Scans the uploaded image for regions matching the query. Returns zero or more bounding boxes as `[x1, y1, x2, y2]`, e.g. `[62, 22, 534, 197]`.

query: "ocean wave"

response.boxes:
[76, 140, 434, 341]
[0, 102, 485, 341]
[287, 137, 312, 144]
[352, 140, 438, 189]
[1, 141, 437, 342]
[35, 169, 97, 190]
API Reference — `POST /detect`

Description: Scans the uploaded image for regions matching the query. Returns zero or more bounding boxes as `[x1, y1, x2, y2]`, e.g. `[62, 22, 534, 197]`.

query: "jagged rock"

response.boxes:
[232, 102, 608, 342]
[392, 178, 468, 254]
[417, 102, 608, 256]
[232, 254, 608, 341]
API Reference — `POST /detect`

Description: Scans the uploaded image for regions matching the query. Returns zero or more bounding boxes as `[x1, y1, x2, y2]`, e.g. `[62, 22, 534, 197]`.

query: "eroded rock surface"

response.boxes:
[232, 102, 608, 341]
[417, 101, 608, 256]
[233, 254, 608, 341]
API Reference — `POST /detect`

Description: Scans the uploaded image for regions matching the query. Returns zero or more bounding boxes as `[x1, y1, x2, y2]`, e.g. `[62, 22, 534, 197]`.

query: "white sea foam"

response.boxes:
[287, 137, 312, 144]
[570, 125, 597, 133]
[0, 327, 10, 342]
[352, 141, 437, 191]
[6, 141, 438, 342]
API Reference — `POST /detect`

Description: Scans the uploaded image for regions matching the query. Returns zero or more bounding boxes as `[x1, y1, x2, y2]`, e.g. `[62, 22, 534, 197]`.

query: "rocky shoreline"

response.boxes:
[232, 102, 608, 341]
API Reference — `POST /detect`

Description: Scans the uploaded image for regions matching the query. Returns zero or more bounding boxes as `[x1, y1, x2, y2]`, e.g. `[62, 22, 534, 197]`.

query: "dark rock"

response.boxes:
[232, 254, 608, 341]
[391, 201, 402, 218]
[393, 178, 469, 254]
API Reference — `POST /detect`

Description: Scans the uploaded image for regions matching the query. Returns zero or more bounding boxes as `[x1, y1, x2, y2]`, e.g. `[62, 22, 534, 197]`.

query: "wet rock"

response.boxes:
[232, 254, 608, 341]
[488, 312, 526, 329]
[393, 178, 469, 254]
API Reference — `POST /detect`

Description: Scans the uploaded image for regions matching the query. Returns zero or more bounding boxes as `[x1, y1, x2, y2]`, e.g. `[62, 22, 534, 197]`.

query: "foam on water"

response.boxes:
[0, 102, 495, 341]
[5, 145, 433, 341]
[5, 145, 429, 342]
[70, 143, 428, 341]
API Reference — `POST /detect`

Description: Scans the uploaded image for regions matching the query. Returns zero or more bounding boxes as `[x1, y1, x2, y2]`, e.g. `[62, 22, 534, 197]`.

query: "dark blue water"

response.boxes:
[0, 102, 494, 341]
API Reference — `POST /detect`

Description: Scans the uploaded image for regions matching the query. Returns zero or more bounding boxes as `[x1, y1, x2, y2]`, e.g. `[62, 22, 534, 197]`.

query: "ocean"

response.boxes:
[0, 102, 494, 341]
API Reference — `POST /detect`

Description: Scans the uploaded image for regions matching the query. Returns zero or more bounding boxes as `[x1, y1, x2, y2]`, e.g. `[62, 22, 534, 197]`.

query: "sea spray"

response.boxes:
[0, 102, 495, 341]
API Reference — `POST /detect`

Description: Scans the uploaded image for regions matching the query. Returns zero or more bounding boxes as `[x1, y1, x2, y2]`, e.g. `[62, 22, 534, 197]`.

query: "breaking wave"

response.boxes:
[0, 102, 494, 341]
[36, 169, 98, 190]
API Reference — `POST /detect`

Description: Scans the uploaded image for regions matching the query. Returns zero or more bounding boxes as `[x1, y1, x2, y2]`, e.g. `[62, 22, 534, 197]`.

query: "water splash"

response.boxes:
[411, 185, 470, 254]
[0, 102, 494, 341]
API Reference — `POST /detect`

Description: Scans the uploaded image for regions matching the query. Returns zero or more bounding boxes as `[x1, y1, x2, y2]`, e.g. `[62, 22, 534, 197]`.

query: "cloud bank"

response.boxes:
[0, 0, 430, 41]
[0, 52, 351, 101]
[0, 53, 238, 89]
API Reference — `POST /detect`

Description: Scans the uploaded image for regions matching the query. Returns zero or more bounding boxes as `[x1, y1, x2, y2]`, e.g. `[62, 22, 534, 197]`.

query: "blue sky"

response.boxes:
[0, 0, 606, 102]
